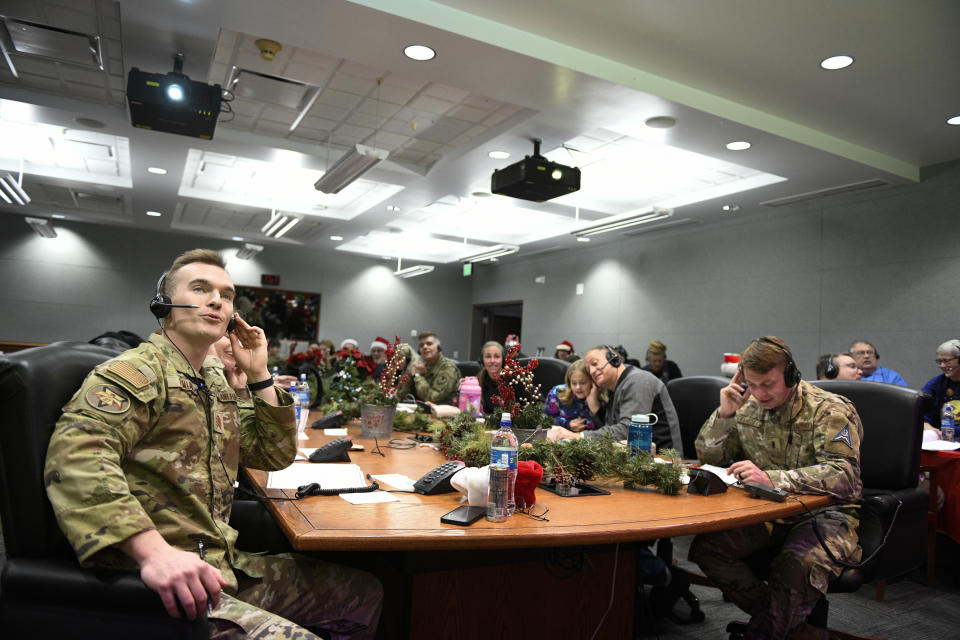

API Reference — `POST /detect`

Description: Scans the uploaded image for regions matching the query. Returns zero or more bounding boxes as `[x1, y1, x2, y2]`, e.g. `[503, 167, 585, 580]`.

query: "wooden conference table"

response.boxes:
[243, 418, 830, 640]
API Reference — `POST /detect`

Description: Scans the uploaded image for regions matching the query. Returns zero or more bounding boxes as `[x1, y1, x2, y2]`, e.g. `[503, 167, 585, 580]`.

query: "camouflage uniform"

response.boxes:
[689, 380, 863, 640]
[45, 332, 382, 639]
[412, 353, 460, 404]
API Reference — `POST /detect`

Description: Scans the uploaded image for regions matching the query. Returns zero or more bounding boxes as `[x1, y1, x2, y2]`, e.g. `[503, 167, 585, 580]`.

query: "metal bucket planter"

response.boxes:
[360, 403, 396, 438]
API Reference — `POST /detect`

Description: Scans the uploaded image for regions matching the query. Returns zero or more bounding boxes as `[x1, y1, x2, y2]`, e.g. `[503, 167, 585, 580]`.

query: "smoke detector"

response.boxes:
[254, 39, 282, 61]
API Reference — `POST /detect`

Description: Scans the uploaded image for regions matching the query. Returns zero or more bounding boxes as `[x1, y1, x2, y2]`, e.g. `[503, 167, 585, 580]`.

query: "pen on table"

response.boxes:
[196, 539, 213, 614]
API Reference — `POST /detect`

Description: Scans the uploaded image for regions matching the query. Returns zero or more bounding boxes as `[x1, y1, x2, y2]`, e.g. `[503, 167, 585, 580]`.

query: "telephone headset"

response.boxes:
[149, 271, 236, 332]
[604, 345, 623, 368]
[823, 355, 840, 380]
[746, 337, 801, 386]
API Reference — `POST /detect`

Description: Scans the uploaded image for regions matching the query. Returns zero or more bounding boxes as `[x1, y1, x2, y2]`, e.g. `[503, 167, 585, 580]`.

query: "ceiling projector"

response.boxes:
[126, 54, 222, 140]
[491, 139, 580, 202]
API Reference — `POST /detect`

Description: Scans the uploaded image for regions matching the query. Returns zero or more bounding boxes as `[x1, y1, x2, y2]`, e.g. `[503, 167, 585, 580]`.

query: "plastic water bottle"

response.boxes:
[941, 404, 956, 443]
[487, 412, 518, 520]
[289, 381, 301, 427]
[296, 374, 311, 434]
[628, 413, 653, 456]
[271, 366, 279, 384]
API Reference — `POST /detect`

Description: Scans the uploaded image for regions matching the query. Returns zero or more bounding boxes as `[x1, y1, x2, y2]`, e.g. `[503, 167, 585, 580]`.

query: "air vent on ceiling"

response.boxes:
[0, 16, 104, 74]
[229, 68, 311, 109]
[760, 179, 889, 207]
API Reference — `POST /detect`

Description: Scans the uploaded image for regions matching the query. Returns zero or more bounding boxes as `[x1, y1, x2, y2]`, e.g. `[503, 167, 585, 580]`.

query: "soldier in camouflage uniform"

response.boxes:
[44, 249, 382, 640]
[408, 331, 460, 404]
[689, 336, 863, 640]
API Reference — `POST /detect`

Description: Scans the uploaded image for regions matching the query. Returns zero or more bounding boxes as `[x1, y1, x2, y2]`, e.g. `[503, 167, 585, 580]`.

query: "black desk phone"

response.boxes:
[413, 461, 465, 495]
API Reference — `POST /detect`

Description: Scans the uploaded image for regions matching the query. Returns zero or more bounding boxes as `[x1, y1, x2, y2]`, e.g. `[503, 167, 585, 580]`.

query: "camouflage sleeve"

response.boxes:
[694, 409, 743, 465]
[238, 386, 298, 471]
[765, 402, 863, 501]
[44, 362, 163, 564]
[417, 359, 460, 404]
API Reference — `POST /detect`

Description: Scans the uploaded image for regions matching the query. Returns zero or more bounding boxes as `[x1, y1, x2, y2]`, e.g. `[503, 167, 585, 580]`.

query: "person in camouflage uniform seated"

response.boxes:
[408, 331, 460, 404]
[689, 336, 863, 640]
[44, 249, 382, 640]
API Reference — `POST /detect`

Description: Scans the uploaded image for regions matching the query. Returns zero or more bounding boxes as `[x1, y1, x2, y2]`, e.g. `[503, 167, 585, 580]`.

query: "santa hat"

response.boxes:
[505, 333, 520, 346]
[371, 336, 389, 350]
[555, 340, 574, 352]
[340, 338, 358, 350]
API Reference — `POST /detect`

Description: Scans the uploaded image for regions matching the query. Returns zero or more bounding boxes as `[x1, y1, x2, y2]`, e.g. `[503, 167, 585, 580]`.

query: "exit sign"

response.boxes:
[261, 274, 280, 286]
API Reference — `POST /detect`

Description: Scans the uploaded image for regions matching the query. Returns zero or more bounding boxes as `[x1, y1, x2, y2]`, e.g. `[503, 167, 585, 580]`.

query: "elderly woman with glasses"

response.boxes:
[921, 339, 960, 439]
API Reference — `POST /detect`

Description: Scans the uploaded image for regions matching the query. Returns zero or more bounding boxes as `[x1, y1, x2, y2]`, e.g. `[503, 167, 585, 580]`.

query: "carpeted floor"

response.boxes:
[644, 535, 960, 640]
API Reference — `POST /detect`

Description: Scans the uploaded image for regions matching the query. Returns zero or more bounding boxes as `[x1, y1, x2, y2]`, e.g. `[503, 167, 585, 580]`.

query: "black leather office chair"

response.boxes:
[454, 360, 481, 378]
[808, 381, 928, 609]
[518, 356, 569, 396]
[0, 342, 209, 639]
[666, 376, 730, 459]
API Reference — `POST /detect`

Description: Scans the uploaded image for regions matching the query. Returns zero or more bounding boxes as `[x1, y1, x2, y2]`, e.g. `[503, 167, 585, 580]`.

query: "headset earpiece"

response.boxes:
[605, 345, 623, 368]
[149, 272, 172, 319]
[823, 356, 839, 379]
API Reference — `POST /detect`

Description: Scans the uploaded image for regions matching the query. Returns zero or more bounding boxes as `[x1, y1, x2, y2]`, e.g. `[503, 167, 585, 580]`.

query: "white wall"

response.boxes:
[2, 160, 958, 384]
[0, 220, 473, 357]
[470, 161, 960, 388]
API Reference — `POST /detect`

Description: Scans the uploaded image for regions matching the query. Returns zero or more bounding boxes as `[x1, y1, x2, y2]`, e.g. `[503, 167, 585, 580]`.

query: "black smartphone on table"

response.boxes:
[440, 505, 485, 526]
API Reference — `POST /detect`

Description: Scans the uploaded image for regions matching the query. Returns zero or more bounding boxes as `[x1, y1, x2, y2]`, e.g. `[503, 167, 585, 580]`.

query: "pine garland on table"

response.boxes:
[436, 415, 686, 495]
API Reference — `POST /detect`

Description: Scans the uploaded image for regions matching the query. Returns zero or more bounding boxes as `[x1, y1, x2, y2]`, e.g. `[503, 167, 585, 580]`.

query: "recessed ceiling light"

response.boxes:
[644, 116, 676, 129]
[386, 205, 400, 212]
[404, 44, 435, 61]
[576, 236, 591, 243]
[51, 214, 66, 219]
[231, 236, 244, 241]
[947, 115, 960, 126]
[330, 235, 343, 241]
[145, 210, 162, 217]
[820, 55, 854, 70]
[722, 204, 741, 212]
[147, 167, 167, 175]
[726, 141, 752, 151]
[488, 150, 510, 160]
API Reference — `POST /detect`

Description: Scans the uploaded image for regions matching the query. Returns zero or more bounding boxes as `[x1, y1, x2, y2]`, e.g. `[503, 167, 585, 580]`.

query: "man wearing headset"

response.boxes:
[814, 353, 862, 381]
[548, 344, 682, 452]
[45, 249, 382, 639]
[689, 336, 863, 640]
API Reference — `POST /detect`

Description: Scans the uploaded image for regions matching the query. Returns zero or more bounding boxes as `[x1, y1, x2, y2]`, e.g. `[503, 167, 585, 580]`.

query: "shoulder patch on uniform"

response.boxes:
[831, 425, 853, 449]
[84, 384, 131, 414]
[137, 364, 157, 383]
[107, 361, 150, 388]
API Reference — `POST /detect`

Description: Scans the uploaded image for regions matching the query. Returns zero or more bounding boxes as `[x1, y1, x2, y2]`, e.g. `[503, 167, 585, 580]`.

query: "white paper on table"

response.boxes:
[340, 491, 400, 504]
[693, 463, 739, 486]
[324, 428, 348, 436]
[266, 463, 366, 489]
[373, 473, 416, 490]
[298, 431, 309, 440]
[922, 440, 960, 451]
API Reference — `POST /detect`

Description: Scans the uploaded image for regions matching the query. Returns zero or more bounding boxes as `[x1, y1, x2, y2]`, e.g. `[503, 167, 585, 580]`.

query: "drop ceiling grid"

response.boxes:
[0, 0, 124, 106]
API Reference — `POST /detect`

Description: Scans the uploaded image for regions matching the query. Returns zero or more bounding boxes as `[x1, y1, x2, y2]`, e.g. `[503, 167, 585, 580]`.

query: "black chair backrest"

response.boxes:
[0, 341, 117, 558]
[455, 360, 481, 379]
[518, 357, 569, 398]
[810, 380, 925, 490]
[667, 376, 729, 459]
